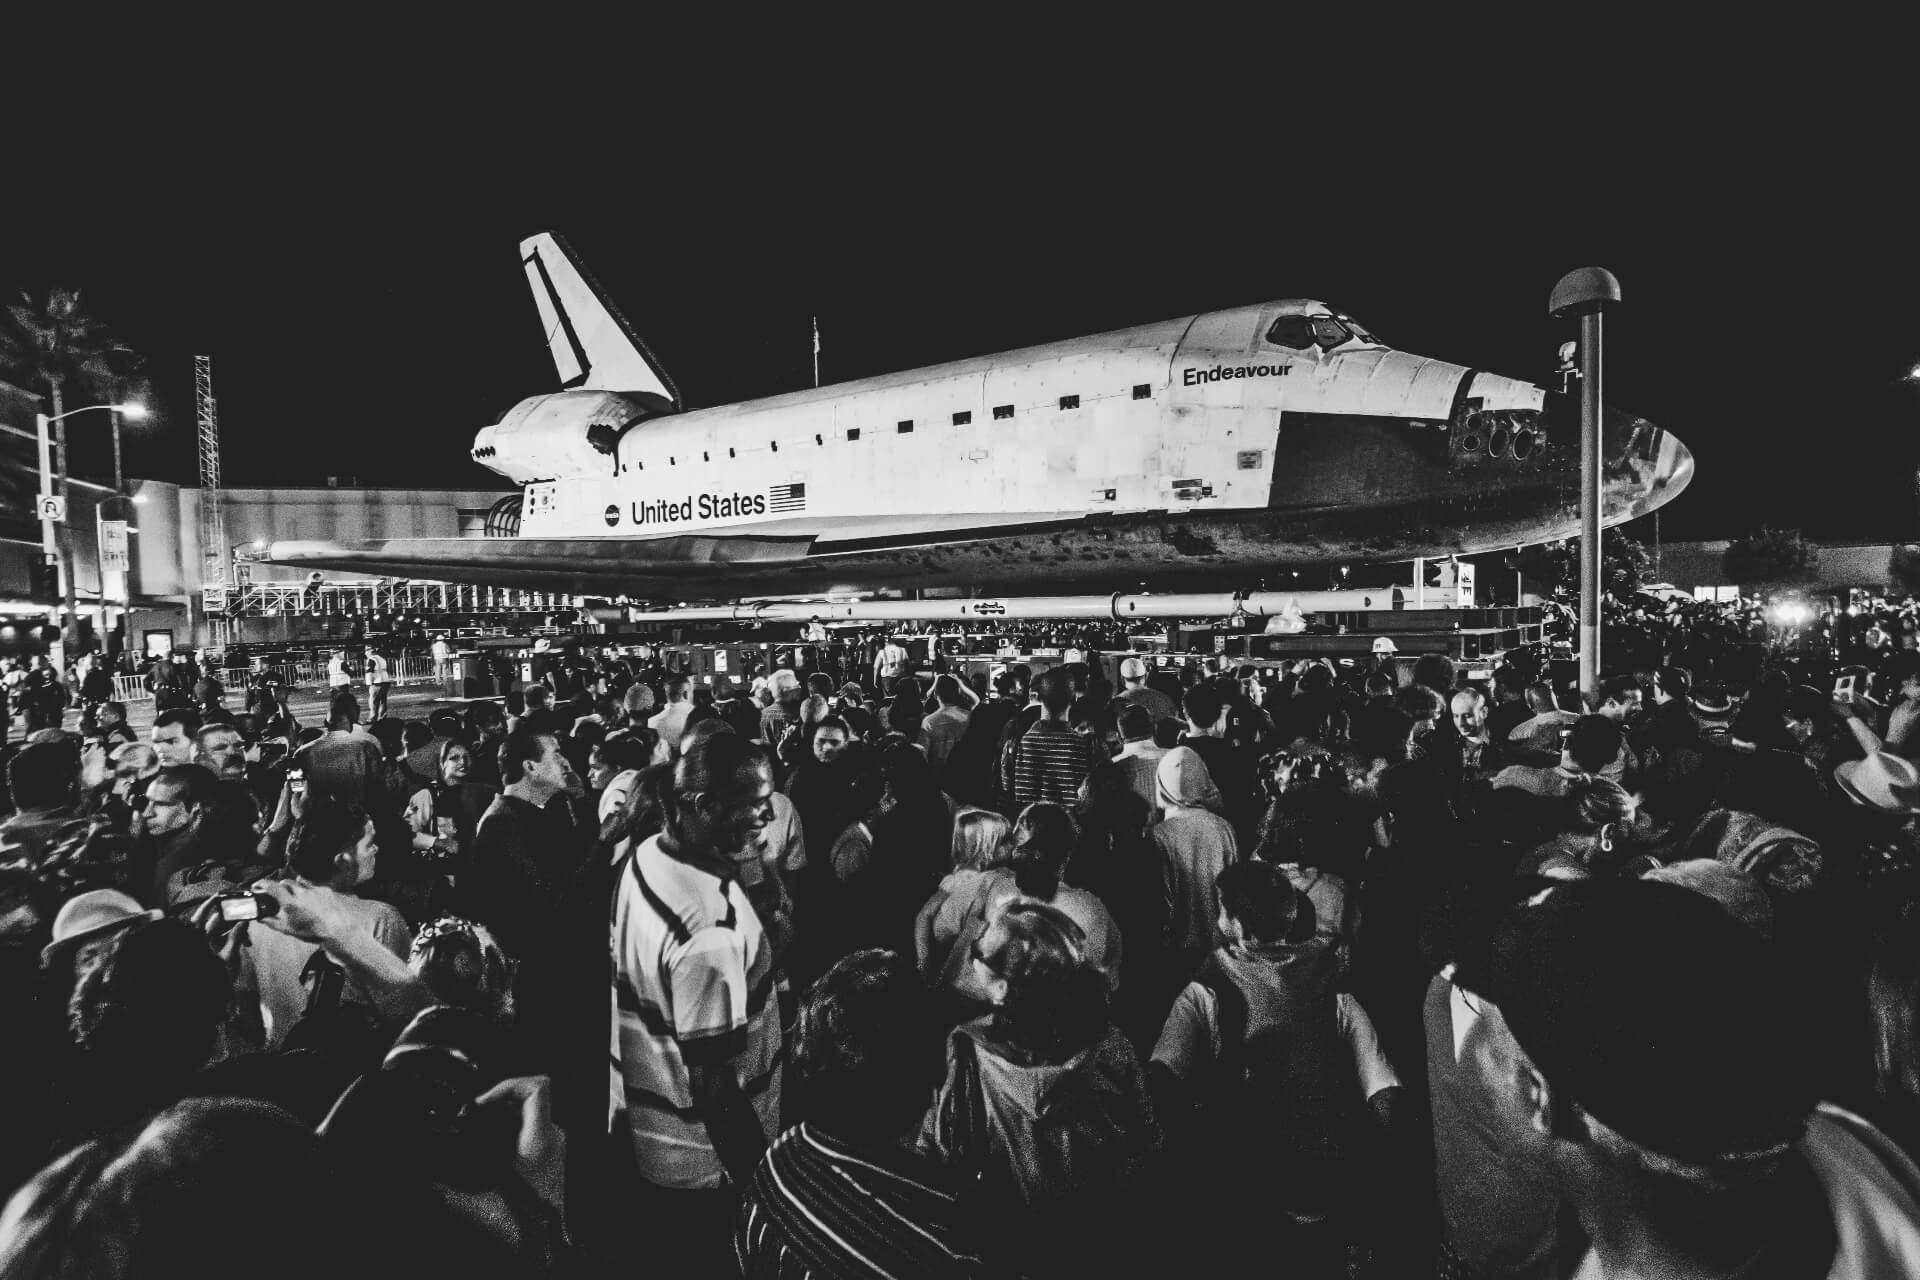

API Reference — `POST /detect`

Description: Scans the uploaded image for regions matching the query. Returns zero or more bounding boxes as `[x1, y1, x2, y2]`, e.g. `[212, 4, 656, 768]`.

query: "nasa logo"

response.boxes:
[604, 504, 620, 527]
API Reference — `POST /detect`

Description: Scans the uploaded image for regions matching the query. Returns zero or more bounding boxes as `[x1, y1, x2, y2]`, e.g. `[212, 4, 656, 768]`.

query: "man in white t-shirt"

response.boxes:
[326, 651, 352, 693]
[648, 673, 695, 765]
[1151, 862, 1399, 1259]
[366, 649, 392, 720]
[431, 637, 453, 681]
[874, 636, 910, 692]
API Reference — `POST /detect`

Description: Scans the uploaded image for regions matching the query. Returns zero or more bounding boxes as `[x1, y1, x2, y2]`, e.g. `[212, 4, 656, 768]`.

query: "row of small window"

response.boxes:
[642, 384, 1153, 466]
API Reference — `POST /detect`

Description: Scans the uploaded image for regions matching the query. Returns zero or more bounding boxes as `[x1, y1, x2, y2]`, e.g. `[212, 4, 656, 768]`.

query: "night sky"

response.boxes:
[10, 49, 1917, 548]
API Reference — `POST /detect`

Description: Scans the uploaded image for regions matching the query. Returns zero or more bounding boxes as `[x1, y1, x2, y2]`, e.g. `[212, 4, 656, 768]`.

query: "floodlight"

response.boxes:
[114, 402, 149, 421]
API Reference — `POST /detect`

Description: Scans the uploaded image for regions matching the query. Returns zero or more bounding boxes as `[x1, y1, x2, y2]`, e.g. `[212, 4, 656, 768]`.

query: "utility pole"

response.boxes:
[1550, 267, 1622, 710]
[196, 356, 229, 648]
[32, 413, 61, 640]
[51, 396, 79, 652]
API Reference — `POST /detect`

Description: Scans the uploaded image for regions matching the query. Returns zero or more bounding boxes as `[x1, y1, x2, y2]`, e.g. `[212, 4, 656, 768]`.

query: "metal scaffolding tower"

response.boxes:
[196, 355, 227, 589]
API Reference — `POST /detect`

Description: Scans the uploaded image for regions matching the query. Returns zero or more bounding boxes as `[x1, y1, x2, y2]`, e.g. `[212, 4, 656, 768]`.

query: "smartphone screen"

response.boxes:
[219, 896, 261, 923]
[1835, 675, 1856, 697]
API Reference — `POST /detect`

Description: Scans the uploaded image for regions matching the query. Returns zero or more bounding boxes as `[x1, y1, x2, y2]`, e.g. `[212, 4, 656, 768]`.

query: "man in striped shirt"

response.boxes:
[737, 950, 980, 1278]
[612, 734, 784, 1274]
[1009, 669, 1096, 811]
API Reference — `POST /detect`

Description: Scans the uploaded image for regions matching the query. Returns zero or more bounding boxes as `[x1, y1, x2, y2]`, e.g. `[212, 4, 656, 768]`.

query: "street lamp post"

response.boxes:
[35, 401, 147, 657]
[1549, 268, 1621, 710]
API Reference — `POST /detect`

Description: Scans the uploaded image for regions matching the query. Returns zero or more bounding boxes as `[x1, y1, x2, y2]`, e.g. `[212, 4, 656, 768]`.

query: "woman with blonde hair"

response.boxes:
[916, 808, 1013, 994]
[952, 807, 1013, 874]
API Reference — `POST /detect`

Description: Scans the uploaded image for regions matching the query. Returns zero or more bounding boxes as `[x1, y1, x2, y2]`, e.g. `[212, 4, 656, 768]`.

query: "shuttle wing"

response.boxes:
[268, 534, 814, 595]
[267, 509, 1097, 598]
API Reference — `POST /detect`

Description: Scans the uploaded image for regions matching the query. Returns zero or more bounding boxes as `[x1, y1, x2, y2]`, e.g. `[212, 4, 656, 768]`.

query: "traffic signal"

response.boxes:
[28, 558, 57, 602]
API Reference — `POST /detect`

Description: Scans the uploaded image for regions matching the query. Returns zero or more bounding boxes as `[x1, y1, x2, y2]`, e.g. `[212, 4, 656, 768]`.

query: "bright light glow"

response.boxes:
[114, 402, 148, 421]
[252, 539, 267, 551]
[1847, 606, 1860, 616]
[131, 494, 149, 505]
[1769, 601, 1812, 626]
[1909, 363, 1920, 382]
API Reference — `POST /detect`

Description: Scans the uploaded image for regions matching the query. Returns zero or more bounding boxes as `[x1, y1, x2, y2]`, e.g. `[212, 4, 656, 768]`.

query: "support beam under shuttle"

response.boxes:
[623, 589, 1410, 625]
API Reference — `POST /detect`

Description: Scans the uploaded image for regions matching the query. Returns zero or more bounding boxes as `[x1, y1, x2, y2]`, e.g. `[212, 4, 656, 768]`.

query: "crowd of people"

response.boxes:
[4, 608, 1920, 1277]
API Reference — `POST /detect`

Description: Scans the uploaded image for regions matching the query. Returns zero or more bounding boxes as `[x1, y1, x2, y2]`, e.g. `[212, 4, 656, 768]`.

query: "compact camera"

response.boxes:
[216, 891, 279, 923]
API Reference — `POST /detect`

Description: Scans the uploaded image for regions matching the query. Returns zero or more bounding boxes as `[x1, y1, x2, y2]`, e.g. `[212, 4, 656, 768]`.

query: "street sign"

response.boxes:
[36, 495, 66, 523]
[100, 520, 129, 571]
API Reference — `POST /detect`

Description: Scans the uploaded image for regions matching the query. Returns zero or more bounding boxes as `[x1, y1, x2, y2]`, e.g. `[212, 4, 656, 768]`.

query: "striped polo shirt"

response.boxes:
[736, 1123, 980, 1279]
[1010, 720, 1096, 809]
[611, 833, 783, 1189]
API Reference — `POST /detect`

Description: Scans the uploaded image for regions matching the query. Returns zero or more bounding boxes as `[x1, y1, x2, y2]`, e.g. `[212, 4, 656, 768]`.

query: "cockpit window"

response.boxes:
[1267, 309, 1382, 351]
[1310, 315, 1351, 349]
[1337, 314, 1381, 345]
[1266, 316, 1317, 349]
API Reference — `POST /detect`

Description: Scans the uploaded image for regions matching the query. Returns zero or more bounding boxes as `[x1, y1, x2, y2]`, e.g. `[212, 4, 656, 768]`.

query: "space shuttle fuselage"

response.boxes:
[268, 234, 1692, 599]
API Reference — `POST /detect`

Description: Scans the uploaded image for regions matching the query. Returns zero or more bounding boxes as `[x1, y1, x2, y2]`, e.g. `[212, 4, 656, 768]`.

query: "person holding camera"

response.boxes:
[403, 740, 483, 881]
[234, 800, 412, 1052]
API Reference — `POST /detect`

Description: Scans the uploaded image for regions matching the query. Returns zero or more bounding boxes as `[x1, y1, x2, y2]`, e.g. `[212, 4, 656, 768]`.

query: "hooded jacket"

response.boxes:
[924, 1020, 1162, 1218]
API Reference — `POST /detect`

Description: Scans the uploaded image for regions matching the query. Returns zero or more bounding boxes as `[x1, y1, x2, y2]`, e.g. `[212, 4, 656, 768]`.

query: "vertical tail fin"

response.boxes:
[519, 231, 681, 406]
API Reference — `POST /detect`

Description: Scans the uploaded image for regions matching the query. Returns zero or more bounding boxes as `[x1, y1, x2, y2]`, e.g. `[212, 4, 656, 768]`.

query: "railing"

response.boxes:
[107, 655, 446, 706]
[111, 674, 151, 705]
[207, 575, 582, 619]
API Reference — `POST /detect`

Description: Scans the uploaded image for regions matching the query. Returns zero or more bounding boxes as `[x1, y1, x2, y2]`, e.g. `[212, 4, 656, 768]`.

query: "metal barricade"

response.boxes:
[391, 655, 436, 686]
[100, 655, 439, 708]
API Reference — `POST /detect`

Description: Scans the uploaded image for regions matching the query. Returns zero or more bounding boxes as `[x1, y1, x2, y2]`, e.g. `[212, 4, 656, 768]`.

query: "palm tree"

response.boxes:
[0, 288, 143, 649]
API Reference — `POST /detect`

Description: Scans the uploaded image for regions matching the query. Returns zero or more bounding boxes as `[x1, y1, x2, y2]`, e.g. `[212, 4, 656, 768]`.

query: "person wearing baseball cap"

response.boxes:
[1109, 654, 1179, 730]
[1437, 878, 1920, 1277]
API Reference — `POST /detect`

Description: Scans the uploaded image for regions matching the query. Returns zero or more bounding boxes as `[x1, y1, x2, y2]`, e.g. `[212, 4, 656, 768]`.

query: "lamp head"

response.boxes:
[1548, 267, 1622, 319]
[114, 402, 149, 421]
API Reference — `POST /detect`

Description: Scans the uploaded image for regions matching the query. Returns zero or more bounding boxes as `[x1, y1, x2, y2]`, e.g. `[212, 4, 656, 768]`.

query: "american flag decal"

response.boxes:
[768, 482, 807, 513]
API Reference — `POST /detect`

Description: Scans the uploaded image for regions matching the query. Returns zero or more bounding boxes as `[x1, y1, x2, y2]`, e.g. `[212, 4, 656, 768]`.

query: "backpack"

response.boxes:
[938, 1024, 1160, 1217]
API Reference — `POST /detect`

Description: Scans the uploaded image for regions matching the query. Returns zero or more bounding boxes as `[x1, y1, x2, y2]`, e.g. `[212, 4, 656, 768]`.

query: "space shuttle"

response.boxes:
[269, 233, 1692, 601]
